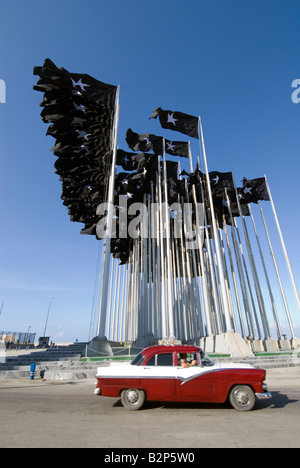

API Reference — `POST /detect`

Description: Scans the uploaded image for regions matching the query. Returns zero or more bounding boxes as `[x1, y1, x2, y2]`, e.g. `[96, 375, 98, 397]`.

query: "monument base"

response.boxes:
[251, 340, 265, 353]
[278, 339, 291, 351]
[291, 339, 300, 350]
[205, 332, 254, 358]
[264, 339, 279, 353]
[87, 337, 113, 358]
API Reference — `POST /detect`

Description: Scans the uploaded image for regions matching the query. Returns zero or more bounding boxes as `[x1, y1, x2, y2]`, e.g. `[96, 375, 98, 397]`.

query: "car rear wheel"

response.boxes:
[229, 385, 256, 412]
[121, 389, 146, 411]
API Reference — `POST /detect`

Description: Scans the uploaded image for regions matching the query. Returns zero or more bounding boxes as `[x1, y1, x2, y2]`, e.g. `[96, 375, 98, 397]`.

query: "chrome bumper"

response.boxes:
[94, 388, 101, 396]
[256, 391, 272, 400]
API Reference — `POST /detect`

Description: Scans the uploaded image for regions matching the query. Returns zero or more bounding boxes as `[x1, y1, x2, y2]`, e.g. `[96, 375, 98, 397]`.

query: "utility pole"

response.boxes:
[0, 302, 4, 317]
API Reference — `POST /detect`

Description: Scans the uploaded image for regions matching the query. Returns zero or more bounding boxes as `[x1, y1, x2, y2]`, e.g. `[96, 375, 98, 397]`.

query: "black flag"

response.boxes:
[239, 177, 270, 204]
[164, 139, 190, 158]
[126, 129, 190, 158]
[209, 172, 234, 197]
[34, 58, 117, 108]
[116, 150, 137, 171]
[150, 107, 199, 139]
[126, 129, 161, 153]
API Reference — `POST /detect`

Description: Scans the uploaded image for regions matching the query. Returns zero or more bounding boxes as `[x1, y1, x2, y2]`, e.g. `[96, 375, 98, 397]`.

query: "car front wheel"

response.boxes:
[121, 389, 146, 411]
[229, 385, 256, 412]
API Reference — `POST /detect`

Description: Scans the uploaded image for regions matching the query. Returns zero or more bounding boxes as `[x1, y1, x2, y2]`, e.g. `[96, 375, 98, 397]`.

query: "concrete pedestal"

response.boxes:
[291, 339, 300, 350]
[204, 336, 215, 354]
[213, 332, 254, 358]
[278, 340, 291, 351]
[251, 340, 265, 354]
[87, 337, 113, 357]
[264, 340, 279, 353]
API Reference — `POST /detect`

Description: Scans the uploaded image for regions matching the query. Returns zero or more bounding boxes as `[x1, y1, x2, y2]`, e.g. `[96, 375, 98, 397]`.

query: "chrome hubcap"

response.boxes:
[235, 389, 250, 406]
[127, 390, 139, 404]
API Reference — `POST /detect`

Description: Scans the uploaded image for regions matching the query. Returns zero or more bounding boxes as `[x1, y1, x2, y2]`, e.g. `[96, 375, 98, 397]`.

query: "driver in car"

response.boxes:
[179, 353, 198, 368]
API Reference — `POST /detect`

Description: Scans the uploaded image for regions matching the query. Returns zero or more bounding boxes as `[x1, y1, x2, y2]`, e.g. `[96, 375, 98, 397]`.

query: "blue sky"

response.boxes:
[0, 0, 299, 342]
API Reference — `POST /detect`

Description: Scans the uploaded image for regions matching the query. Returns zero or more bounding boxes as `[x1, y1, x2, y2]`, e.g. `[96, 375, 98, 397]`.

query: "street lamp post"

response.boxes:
[43, 298, 57, 338]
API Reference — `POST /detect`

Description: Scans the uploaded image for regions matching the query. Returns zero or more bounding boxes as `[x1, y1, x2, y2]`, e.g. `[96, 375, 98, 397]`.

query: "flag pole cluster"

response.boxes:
[34, 60, 299, 346]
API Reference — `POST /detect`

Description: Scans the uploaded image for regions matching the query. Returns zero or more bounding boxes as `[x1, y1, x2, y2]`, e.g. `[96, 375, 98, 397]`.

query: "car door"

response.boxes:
[141, 352, 176, 401]
[175, 366, 215, 402]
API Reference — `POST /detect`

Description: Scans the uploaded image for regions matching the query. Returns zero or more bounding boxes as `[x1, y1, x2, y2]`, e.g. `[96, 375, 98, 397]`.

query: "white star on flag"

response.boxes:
[244, 187, 253, 195]
[73, 103, 87, 112]
[167, 113, 178, 126]
[167, 141, 175, 151]
[212, 176, 220, 185]
[76, 130, 90, 140]
[71, 78, 90, 92]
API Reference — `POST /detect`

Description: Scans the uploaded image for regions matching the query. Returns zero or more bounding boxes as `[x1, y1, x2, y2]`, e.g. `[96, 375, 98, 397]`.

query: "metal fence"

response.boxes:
[0, 331, 36, 344]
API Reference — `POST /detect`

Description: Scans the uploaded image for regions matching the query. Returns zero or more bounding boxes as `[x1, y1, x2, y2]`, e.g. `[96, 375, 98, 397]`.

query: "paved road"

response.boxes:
[0, 368, 299, 448]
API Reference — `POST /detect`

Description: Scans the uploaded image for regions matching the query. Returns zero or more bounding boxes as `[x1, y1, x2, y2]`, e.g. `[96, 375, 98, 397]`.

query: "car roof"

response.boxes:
[141, 345, 201, 360]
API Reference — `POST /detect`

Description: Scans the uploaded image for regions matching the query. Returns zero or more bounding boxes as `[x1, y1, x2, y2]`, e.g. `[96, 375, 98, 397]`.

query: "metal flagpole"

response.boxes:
[154, 175, 162, 339]
[147, 195, 153, 337]
[248, 204, 283, 340]
[97, 86, 120, 339]
[198, 118, 233, 333]
[106, 257, 115, 340]
[233, 217, 261, 338]
[224, 188, 256, 338]
[184, 178, 203, 339]
[265, 175, 300, 315]
[150, 181, 159, 339]
[223, 215, 246, 338]
[187, 146, 207, 337]
[218, 223, 237, 331]
[232, 174, 271, 340]
[259, 201, 297, 339]
[177, 166, 191, 341]
[157, 156, 168, 339]
[162, 140, 176, 339]
[196, 159, 221, 335]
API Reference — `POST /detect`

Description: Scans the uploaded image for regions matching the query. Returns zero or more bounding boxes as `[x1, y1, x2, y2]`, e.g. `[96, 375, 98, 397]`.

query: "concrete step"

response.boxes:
[0, 360, 108, 380]
[215, 354, 299, 369]
[4, 354, 82, 363]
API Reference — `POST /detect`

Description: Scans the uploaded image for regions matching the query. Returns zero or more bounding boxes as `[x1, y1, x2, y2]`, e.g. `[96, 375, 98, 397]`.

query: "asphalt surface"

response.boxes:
[0, 368, 299, 449]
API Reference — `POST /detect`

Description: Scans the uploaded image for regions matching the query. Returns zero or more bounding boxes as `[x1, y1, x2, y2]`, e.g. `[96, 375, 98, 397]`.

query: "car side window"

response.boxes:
[146, 353, 174, 366]
[157, 353, 173, 366]
[147, 355, 156, 366]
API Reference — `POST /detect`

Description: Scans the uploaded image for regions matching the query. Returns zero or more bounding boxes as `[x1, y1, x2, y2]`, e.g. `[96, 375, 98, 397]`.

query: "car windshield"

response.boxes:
[130, 352, 145, 366]
[200, 351, 215, 367]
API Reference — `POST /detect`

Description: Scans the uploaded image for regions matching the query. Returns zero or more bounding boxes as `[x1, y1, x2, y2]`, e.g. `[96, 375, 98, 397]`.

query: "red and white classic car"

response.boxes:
[94, 345, 271, 411]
